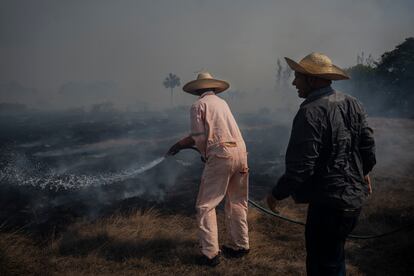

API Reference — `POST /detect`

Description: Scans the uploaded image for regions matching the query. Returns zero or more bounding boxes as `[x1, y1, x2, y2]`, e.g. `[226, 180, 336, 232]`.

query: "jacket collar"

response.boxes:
[301, 85, 334, 106]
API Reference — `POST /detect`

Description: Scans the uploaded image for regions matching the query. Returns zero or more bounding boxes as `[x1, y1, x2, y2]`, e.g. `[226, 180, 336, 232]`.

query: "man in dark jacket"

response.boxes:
[267, 52, 376, 276]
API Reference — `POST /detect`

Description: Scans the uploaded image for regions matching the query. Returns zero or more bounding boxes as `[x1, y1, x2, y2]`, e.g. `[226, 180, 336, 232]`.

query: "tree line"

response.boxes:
[337, 37, 414, 117]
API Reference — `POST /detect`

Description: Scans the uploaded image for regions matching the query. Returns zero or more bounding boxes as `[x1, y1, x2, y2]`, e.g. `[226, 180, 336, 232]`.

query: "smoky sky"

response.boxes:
[1, 0, 413, 110]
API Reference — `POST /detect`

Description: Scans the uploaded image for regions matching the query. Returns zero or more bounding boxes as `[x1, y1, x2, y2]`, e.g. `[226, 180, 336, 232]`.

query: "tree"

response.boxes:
[163, 73, 181, 106]
[375, 37, 414, 115]
[376, 37, 414, 88]
[342, 37, 414, 117]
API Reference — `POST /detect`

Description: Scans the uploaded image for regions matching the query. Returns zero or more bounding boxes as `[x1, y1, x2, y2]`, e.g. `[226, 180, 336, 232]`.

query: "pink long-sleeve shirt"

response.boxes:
[190, 91, 245, 158]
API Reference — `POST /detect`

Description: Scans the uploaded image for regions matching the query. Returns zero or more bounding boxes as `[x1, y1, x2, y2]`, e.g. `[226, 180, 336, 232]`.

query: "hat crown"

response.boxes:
[300, 52, 333, 67]
[182, 71, 230, 95]
[284, 52, 349, 80]
[196, 72, 213, 80]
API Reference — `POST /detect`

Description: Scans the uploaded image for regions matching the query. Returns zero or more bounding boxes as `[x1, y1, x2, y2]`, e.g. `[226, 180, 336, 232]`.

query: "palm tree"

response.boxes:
[163, 73, 181, 106]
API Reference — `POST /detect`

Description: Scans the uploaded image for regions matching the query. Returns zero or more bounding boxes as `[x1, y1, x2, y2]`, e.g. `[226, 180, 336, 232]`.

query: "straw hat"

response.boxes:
[285, 52, 350, 80]
[183, 72, 230, 95]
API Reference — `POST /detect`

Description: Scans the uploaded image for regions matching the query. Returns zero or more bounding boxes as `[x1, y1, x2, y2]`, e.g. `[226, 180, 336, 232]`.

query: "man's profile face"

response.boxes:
[292, 72, 312, 98]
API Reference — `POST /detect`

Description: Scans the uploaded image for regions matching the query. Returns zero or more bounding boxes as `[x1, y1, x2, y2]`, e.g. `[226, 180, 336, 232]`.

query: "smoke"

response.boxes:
[368, 118, 414, 178]
[0, 106, 289, 231]
[1, 1, 413, 111]
[0, 109, 191, 229]
[1, 95, 413, 239]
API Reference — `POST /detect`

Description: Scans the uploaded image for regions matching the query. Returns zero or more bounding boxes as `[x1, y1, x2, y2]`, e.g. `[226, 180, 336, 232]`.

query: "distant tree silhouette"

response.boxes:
[282, 63, 292, 85]
[163, 73, 181, 106]
[91, 102, 115, 113]
[375, 37, 414, 115]
[274, 57, 292, 89]
[276, 58, 282, 85]
[366, 54, 375, 67]
[376, 37, 414, 88]
[357, 51, 365, 65]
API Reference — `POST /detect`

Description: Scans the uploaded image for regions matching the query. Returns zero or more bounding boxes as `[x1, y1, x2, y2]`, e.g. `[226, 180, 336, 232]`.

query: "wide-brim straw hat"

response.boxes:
[183, 72, 230, 95]
[285, 52, 350, 80]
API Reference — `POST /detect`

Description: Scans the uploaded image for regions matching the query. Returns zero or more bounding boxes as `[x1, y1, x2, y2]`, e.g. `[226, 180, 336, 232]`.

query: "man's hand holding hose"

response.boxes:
[166, 136, 196, 156]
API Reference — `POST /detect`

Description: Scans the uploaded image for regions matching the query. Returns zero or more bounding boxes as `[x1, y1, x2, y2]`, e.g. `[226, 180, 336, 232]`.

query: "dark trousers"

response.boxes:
[305, 204, 360, 276]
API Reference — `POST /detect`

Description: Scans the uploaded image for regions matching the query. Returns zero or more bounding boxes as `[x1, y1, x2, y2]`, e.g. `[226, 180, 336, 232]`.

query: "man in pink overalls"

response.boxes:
[167, 72, 249, 267]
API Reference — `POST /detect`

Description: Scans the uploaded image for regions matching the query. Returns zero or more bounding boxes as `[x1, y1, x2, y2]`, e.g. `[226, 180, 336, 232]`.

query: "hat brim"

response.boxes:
[183, 79, 230, 95]
[285, 57, 350, 80]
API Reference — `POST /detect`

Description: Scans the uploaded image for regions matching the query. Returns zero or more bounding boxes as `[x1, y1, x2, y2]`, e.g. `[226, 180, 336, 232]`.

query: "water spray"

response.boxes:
[0, 155, 166, 190]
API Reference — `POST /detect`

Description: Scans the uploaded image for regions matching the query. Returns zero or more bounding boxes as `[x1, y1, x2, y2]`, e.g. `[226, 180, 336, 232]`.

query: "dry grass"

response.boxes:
[9, 207, 302, 275]
[1, 191, 412, 275]
[0, 229, 51, 276]
[0, 204, 373, 276]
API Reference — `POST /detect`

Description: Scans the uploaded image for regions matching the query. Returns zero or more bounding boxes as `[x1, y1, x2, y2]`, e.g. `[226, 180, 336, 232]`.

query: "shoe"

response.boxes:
[221, 245, 250, 258]
[196, 254, 221, 267]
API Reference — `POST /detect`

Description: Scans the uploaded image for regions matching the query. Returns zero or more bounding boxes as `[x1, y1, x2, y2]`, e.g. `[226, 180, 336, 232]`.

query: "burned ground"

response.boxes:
[0, 109, 413, 275]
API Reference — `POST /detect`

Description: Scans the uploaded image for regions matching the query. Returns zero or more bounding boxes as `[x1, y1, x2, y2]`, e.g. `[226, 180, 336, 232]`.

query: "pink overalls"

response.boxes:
[190, 91, 249, 259]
